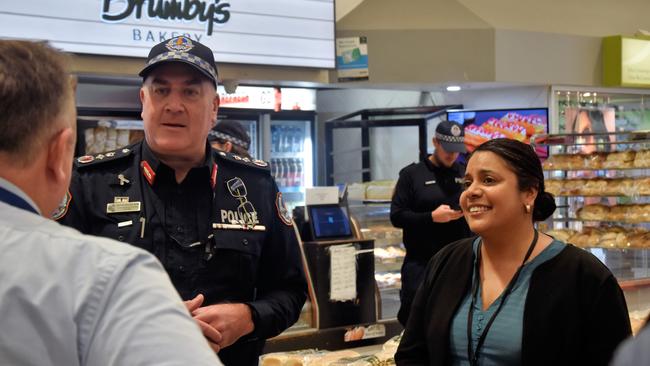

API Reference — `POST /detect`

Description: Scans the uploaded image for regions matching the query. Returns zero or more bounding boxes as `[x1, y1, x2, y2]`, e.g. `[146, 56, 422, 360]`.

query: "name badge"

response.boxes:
[117, 220, 133, 227]
[213, 222, 267, 232]
[107, 196, 141, 214]
[425, 180, 436, 185]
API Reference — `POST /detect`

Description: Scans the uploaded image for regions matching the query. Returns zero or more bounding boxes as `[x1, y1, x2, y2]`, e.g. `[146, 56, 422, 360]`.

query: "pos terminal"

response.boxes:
[299, 188, 376, 329]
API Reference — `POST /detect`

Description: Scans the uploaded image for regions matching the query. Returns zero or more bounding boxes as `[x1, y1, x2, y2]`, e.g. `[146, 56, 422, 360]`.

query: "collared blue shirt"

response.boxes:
[0, 187, 222, 365]
[0, 177, 41, 215]
[449, 238, 566, 365]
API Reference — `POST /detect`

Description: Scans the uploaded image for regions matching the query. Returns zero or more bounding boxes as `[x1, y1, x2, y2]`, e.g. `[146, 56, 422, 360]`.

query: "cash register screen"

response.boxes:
[309, 205, 353, 239]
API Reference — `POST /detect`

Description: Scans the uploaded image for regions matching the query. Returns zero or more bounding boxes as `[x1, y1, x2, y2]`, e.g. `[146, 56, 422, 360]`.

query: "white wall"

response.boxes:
[317, 88, 428, 185]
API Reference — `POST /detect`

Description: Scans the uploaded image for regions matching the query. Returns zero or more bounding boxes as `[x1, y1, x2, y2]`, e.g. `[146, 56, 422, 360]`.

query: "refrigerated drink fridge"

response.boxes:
[215, 109, 315, 214]
[269, 119, 314, 212]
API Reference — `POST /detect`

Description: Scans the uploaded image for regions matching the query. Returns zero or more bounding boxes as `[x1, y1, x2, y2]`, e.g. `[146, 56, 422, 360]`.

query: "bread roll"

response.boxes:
[545, 229, 577, 242]
[603, 151, 635, 168]
[583, 179, 607, 195]
[577, 204, 609, 221]
[564, 179, 585, 195]
[545, 179, 563, 196]
[585, 152, 606, 169]
[608, 206, 628, 222]
[638, 178, 650, 195]
[633, 150, 650, 168]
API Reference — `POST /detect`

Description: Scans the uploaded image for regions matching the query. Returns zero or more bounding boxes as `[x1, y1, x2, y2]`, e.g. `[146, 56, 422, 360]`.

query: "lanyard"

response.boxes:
[466, 230, 538, 366]
[0, 186, 38, 215]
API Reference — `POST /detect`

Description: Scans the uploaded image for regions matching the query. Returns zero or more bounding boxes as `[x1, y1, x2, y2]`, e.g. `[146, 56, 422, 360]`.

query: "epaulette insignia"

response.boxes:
[215, 151, 270, 171]
[75, 148, 133, 168]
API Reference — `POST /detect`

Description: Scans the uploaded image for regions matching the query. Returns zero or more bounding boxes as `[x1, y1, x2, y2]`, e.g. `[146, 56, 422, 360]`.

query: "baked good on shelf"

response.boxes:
[569, 230, 598, 248]
[365, 180, 396, 200]
[627, 204, 649, 222]
[545, 229, 577, 242]
[633, 150, 650, 168]
[608, 205, 629, 222]
[582, 179, 608, 196]
[545, 179, 563, 196]
[542, 154, 558, 170]
[599, 231, 630, 249]
[583, 152, 607, 169]
[585, 152, 606, 169]
[563, 179, 585, 195]
[605, 178, 639, 196]
[577, 204, 609, 221]
[603, 150, 636, 168]
[637, 177, 650, 195]
[630, 232, 650, 248]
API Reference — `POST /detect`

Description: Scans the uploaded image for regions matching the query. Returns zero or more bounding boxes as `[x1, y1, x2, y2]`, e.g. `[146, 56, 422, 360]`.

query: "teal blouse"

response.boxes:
[449, 239, 566, 365]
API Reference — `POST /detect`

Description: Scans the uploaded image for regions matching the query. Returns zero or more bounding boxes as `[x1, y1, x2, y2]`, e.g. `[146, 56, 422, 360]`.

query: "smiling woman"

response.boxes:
[395, 138, 632, 366]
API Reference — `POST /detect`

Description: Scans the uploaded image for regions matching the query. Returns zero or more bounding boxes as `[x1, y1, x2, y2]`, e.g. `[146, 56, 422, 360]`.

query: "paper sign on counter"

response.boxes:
[329, 244, 357, 301]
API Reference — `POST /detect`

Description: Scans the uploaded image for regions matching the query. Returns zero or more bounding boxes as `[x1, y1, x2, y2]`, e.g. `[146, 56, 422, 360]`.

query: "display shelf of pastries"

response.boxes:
[543, 150, 650, 171]
[260, 334, 402, 366]
[375, 272, 401, 290]
[545, 227, 650, 249]
[539, 131, 650, 314]
[574, 203, 650, 223]
[545, 177, 650, 197]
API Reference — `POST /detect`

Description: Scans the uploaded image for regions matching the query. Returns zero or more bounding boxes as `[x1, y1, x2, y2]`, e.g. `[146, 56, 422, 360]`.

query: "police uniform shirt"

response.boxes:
[140, 142, 214, 299]
[390, 156, 472, 263]
[58, 140, 307, 366]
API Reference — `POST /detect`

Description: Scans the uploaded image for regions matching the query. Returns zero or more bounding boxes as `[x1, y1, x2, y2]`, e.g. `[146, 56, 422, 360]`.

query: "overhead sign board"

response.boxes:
[603, 35, 650, 88]
[0, 0, 335, 68]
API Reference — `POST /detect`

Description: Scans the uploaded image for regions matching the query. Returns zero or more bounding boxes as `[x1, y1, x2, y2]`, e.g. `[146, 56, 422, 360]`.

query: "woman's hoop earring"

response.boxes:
[525, 204, 531, 214]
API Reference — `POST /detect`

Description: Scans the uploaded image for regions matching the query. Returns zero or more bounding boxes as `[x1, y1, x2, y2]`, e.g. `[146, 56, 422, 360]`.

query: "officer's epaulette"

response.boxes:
[74, 147, 134, 169]
[214, 150, 270, 171]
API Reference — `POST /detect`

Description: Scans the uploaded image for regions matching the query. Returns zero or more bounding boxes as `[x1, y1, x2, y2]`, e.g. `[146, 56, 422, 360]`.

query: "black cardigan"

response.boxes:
[395, 238, 632, 366]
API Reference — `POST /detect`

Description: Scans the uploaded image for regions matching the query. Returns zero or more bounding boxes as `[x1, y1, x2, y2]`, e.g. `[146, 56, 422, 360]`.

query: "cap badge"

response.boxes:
[166, 36, 194, 52]
[451, 124, 462, 137]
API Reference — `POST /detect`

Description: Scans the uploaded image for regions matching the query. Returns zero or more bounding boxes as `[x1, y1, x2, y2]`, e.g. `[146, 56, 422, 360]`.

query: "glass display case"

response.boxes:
[348, 200, 404, 320]
[532, 130, 650, 333]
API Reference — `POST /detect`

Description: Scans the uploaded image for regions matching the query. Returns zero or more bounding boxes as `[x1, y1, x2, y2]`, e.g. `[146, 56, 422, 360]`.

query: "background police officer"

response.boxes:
[209, 119, 252, 158]
[59, 36, 307, 366]
[390, 120, 473, 326]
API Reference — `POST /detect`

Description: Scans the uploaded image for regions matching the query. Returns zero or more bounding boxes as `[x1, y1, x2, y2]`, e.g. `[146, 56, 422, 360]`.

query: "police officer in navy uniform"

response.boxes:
[58, 36, 307, 366]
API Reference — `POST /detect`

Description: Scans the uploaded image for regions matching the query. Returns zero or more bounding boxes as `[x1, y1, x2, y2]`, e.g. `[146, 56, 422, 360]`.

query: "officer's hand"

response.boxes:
[192, 303, 255, 350]
[196, 319, 223, 353]
[185, 294, 223, 353]
[184, 294, 205, 313]
[431, 204, 463, 223]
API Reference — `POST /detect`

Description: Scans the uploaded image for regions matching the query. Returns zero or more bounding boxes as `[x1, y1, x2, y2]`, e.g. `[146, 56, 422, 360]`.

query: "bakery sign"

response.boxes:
[0, 0, 335, 68]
